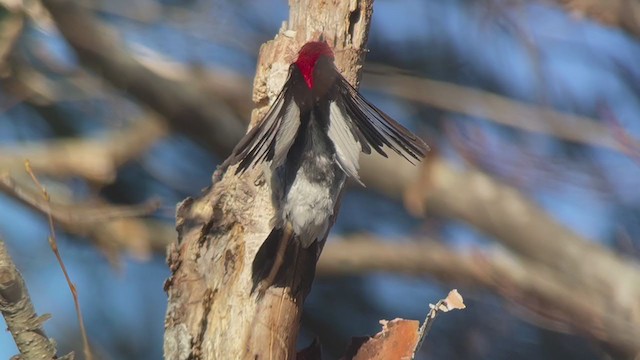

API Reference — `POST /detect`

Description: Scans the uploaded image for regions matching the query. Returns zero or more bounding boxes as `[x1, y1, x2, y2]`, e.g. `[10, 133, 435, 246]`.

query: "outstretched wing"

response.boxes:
[229, 82, 301, 175]
[327, 76, 429, 181]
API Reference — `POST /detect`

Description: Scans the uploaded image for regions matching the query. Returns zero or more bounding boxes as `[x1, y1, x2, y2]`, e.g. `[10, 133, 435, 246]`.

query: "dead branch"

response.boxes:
[0, 237, 74, 360]
[162, 1, 374, 359]
[0, 119, 167, 184]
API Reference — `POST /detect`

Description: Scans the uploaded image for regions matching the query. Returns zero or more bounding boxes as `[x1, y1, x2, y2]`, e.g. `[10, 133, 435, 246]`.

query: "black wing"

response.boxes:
[229, 80, 301, 174]
[327, 76, 429, 179]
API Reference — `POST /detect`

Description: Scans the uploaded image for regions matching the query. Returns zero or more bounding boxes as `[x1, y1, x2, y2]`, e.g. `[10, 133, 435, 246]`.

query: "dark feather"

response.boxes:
[334, 77, 429, 163]
[229, 79, 301, 174]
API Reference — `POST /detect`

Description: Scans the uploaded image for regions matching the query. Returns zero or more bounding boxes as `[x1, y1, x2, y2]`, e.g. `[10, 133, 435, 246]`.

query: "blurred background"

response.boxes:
[1, 0, 640, 359]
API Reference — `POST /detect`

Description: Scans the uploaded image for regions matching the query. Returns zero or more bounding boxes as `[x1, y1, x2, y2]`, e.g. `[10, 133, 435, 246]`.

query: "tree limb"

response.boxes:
[0, 238, 74, 360]
[0, 118, 167, 184]
[162, 1, 374, 359]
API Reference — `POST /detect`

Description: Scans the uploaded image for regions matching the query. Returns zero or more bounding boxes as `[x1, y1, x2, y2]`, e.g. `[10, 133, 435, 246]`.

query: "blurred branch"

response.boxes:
[0, 135, 178, 258]
[8, 61, 109, 105]
[131, 46, 254, 120]
[8, 44, 253, 117]
[0, 174, 168, 261]
[0, 0, 24, 77]
[0, 174, 160, 224]
[358, 152, 640, 356]
[0, 118, 167, 184]
[364, 66, 639, 154]
[553, 0, 640, 38]
[319, 237, 640, 354]
[38, 0, 246, 155]
[0, 238, 74, 360]
[599, 102, 640, 163]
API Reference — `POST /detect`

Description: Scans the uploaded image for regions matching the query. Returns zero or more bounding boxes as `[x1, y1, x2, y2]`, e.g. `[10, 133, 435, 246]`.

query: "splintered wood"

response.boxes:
[342, 290, 465, 360]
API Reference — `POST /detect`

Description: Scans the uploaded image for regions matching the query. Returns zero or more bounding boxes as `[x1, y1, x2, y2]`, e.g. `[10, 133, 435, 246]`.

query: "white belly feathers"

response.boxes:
[281, 159, 341, 248]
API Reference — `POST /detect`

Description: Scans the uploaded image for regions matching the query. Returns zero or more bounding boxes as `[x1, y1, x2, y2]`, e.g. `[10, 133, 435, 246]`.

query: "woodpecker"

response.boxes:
[229, 41, 428, 290]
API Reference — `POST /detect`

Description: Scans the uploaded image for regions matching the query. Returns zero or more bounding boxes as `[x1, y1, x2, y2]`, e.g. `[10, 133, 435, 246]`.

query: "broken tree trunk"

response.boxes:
[163, 1, 374, 359]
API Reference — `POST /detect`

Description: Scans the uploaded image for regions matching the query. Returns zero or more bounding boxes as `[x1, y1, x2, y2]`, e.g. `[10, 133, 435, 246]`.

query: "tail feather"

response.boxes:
[251, 226, 319, 298]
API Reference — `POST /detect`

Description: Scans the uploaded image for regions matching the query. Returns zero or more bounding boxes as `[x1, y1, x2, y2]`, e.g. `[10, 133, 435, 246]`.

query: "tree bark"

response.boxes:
[0, 238, 74, 360]
[163, 1, 373, 359]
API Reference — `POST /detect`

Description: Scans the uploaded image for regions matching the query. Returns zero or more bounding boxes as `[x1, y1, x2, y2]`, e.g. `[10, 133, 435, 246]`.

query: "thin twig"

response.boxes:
[25, 161, 93, 360]
[412, 289, 465, 359]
